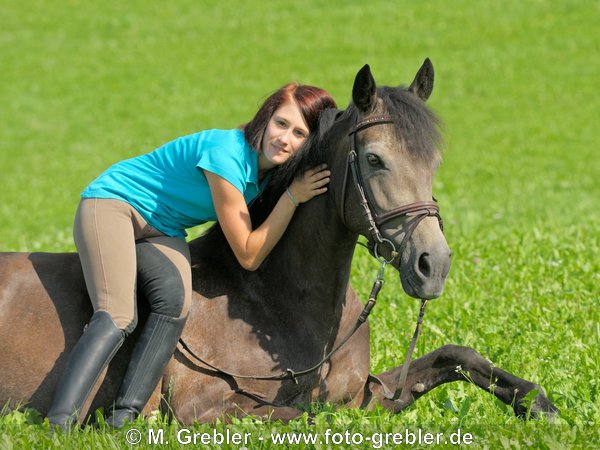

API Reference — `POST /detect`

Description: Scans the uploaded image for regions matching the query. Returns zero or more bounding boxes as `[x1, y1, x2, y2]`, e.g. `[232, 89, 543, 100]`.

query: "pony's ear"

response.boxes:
[352, 64, 377, 113]
[408, 58, 434, 101]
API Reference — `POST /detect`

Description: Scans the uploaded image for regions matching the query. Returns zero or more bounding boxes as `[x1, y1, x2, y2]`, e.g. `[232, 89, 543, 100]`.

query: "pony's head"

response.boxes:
[330, 60, 451, 299]
[253, 60, 451, 300]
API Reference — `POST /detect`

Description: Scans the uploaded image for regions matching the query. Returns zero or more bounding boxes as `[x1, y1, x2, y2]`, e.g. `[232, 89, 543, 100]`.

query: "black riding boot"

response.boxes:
[47, 311, 125, 431]
[106, 312, 187, 428]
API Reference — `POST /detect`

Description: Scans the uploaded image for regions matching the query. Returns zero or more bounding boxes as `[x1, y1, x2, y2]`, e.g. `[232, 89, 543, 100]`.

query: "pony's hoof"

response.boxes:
[515, 386, 560, 421]
[530, 394, 560, 422]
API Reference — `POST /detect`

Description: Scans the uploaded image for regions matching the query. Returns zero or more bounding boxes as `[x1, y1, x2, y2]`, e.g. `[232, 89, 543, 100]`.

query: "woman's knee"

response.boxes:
[98, 310, 138, 337]
[135, 239, 191, 318]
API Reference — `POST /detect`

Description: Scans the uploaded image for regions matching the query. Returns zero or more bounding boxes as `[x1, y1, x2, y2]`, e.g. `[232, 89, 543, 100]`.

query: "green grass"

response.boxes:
[1, 0, 598, 448]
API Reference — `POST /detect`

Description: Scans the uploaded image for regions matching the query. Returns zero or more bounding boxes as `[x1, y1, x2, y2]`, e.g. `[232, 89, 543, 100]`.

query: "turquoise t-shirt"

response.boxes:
[82, 129, 265, 238]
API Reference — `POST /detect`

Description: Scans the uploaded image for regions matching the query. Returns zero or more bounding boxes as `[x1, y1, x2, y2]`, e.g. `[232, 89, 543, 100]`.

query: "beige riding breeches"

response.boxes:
[73, 198, 191, 333]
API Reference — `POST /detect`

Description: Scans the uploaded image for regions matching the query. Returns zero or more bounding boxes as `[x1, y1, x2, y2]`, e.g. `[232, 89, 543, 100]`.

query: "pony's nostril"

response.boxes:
[417, 252, 432, 278]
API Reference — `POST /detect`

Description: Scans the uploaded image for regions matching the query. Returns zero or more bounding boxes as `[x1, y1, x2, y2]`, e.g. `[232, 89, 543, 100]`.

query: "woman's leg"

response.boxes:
[47, 198, 150, 429]
[74, 198, 153, 332]
[107, 236, 192, 427]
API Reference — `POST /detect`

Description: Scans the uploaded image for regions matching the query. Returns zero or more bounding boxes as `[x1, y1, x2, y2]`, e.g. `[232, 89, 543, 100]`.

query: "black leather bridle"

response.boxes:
[340, 114, 444, 263]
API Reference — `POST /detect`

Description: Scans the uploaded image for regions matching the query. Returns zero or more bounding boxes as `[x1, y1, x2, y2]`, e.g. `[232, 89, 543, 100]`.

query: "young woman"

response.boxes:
[47, 83, 336, 430]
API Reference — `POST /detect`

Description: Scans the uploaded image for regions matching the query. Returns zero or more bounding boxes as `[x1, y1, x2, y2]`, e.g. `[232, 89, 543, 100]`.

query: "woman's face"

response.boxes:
[260, 100, 309, 170]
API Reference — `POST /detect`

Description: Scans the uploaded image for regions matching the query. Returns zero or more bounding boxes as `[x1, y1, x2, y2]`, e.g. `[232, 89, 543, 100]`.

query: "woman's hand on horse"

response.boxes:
[289, 164, 330, 203]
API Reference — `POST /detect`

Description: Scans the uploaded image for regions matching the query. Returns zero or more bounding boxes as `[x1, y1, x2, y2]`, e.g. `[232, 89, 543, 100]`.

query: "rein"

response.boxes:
[179, 257, 388, 385]
[341, 113, 441, 401]
[178, 113, 443, 402]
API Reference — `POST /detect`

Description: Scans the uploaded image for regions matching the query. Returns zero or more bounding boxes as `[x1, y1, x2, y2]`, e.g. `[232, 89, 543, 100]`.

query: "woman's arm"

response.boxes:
[205, 165, 329, 271]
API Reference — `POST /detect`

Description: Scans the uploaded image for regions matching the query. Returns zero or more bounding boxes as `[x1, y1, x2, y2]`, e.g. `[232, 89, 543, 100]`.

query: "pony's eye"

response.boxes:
[366, 153, 381, 166]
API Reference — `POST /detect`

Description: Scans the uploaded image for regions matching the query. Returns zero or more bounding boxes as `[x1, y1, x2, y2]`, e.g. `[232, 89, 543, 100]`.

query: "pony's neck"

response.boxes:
[258, 117, 358, 310]
[260, 192, 357, 302]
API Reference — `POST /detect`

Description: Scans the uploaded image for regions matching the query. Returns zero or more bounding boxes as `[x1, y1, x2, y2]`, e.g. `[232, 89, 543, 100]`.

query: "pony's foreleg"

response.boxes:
[364, 344, 558, 419]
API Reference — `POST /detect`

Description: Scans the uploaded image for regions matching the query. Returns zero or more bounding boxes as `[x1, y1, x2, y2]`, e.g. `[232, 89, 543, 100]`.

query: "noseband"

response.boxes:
[339, 114, 444, 262]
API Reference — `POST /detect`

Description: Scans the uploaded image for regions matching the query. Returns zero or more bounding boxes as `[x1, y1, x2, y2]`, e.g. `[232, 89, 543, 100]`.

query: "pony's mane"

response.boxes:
[378, 86, 444, 161]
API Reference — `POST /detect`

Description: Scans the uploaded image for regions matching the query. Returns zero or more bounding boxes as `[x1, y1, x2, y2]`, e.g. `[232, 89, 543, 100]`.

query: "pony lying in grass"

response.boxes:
[0, 60, 558, 424]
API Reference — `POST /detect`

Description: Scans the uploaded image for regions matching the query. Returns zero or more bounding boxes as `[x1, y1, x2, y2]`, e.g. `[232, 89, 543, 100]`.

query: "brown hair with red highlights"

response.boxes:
[244, 83, 337, 151]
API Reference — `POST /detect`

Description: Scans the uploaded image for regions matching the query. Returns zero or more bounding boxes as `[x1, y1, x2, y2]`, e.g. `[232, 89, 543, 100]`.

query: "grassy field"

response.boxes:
[1, 0, 598, 448]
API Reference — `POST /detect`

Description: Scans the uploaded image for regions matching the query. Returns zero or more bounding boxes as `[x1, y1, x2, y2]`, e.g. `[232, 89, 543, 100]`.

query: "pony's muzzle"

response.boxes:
[410, 241, 451, 299]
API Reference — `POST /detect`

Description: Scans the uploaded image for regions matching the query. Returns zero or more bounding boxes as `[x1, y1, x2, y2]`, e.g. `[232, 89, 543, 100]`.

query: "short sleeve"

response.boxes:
[195, 130, 247, 194]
